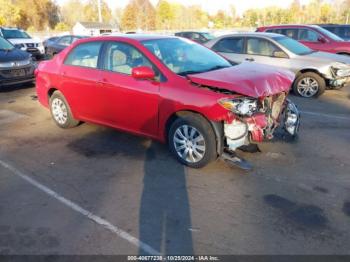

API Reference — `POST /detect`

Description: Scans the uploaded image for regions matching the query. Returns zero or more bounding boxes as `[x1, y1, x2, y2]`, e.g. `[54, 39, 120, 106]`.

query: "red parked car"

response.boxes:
[257, 25, 350, 55]
[36, 35, 300, 168]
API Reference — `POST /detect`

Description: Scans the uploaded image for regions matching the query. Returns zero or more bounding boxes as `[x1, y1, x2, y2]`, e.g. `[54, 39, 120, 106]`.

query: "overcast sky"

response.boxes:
[57, 0, 314, 15]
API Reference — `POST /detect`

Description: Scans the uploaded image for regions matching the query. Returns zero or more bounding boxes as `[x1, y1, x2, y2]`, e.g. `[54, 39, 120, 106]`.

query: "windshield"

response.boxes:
[202, 33, 215, 40]
[0, 37, 14, 50]
[274, 36, 314, 55]
[2, 29, 31, 39]
[315, 26, 344, 41]
[142, 38, 231, 76]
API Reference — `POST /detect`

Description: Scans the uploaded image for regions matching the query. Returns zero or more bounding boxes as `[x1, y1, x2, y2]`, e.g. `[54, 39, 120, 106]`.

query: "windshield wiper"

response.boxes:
[205, 65, 230, 72]
[178, 70, 202, 76]
[178, 65, 230, 76]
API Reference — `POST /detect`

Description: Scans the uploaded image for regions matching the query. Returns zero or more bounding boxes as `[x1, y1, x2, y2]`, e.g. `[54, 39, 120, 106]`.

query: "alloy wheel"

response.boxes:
[173, 125, 206, 163]
[297, 77, 319, 97]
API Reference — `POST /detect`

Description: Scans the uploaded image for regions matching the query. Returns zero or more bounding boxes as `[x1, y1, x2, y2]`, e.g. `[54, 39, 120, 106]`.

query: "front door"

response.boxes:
[98, 41, 160, 137]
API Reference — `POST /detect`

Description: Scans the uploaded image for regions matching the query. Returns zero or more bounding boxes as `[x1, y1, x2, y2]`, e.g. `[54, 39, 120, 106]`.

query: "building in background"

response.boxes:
[72, 22, 118, 36]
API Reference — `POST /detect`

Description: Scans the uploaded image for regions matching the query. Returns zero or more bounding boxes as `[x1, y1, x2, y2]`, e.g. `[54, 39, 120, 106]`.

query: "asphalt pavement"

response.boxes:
[0, 84, 349, 255]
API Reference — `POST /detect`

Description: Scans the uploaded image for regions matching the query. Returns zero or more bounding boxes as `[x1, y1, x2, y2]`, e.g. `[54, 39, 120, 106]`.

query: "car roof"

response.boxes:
[176, 31, 209, 33]
[85, 34, 177, 42]
[260, 24, 322, 30]
[217, 32, 283, 38]
[318, 24, 350, 27]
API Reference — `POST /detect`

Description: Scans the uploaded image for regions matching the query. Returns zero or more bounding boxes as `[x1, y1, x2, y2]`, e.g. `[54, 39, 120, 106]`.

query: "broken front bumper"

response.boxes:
[224, 99, 300, 151]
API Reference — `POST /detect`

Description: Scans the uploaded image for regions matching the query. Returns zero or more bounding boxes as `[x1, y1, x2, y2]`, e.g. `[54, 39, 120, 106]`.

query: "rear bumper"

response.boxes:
[224, 99, 300, 151]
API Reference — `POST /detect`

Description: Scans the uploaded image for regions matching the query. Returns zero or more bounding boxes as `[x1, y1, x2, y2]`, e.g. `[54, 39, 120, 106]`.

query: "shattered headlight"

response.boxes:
[219, 97, 258, 116]
[332, 62, 350, 77]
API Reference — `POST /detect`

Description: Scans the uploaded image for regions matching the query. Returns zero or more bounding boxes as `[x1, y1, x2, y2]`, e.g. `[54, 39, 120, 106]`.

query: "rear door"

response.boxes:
[59, 41, 105, 122]
[211, 37, 246, 63]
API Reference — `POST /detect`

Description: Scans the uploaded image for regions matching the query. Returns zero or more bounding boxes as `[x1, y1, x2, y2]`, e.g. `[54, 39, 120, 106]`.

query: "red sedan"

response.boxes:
[36, 35, 300, 168]
[257, 25, 350, 55]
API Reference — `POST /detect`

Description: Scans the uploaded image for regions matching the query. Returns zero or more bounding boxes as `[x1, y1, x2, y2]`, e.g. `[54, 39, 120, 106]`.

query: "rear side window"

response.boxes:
[281, 29, 298, 39]
[247, 38, 279, 56]
[57, 36, 71, 46]
[212, 38, 244, 53]
[65, 42, 102, 68]
[267, 28, 298, 40]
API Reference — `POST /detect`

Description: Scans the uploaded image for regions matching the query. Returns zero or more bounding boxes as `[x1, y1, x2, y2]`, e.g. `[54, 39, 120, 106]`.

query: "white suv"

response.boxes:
[0, 27, 45, 59]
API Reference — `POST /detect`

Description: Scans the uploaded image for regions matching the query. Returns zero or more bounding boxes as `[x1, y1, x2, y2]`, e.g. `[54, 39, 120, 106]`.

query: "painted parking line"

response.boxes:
[0, 110, 26, 125]
[0, 159, 159, 255]
[301, 110, 350, 121]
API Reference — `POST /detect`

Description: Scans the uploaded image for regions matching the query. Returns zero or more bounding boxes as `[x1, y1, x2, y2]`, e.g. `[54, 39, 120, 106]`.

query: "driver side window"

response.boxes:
[102, 42, 153, 75]
[247, 38, 280, 56]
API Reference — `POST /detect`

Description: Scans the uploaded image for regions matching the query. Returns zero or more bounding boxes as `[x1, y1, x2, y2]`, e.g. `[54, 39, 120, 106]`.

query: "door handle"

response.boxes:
[245, 58, 255, 62]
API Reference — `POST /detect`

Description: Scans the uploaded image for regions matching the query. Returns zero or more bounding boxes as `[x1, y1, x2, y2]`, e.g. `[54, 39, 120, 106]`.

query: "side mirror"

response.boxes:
[131, 66, 155, 80]
[272, 51, 288, 58]
[318, 37, 327, 43]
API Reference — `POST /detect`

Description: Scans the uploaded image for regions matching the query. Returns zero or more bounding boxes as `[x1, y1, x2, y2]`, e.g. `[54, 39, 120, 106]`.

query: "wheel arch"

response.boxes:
[297, 68, 324, 77]
[164, 110, 224, 156]
[336, 52, 350, 56]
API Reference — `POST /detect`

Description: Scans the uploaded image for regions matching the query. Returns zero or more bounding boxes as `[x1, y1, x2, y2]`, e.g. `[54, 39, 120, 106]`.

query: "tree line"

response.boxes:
[0, 0, 350, 32]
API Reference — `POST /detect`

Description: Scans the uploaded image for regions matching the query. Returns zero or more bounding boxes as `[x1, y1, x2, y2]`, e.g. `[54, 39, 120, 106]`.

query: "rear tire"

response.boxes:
[293, 72, 325, 98]
[168, 113, 217, 168]
[49, 91, 79, 128]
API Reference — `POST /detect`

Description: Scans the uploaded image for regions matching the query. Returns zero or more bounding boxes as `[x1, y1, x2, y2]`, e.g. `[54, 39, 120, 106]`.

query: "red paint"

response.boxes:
[36, 36, 294, 143]
[257, 25, 350, 54]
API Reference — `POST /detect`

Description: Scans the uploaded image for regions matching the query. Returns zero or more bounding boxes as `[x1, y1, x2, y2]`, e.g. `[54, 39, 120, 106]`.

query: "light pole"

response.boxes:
[98, 0, 102, 22]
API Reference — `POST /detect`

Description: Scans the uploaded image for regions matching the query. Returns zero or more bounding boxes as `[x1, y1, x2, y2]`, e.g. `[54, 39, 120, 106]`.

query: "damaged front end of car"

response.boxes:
[326, 62, 350, 89]
[217, 93, 300, 169]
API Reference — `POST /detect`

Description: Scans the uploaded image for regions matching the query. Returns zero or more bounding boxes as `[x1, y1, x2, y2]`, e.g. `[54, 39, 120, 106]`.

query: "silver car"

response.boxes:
[206, 32, 350, 98]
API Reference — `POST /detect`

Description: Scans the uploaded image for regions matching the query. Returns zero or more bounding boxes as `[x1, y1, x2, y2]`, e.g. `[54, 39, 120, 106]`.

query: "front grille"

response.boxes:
[26, 43, 37, 48]
[0, 66, 34, 78]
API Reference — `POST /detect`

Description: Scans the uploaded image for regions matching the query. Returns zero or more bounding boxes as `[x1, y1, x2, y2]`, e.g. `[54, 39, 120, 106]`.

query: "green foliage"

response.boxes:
[1, 0, 350, 32]
[0, 0, 21, 26]
[54, 22, 70, 32]
[121, 0, 156, 30]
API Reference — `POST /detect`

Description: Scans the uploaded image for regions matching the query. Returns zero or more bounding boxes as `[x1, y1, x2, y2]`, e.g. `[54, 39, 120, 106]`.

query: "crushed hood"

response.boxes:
[187, 62, 295, 98]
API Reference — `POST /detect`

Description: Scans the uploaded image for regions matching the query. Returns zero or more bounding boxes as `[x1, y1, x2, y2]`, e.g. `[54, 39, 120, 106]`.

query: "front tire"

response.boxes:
[49, 91, 79, 128]
[168, 114, 217, 168]
[293, 72, 326, 98]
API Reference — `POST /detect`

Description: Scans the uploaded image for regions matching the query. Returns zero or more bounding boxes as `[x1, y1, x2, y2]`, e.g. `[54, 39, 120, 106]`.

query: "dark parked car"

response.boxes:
[257, 25, 350, 56]
[43, 36, 59, 51]
[318, 24, 350, 41]
[45, 35, 87, 57]
[0, 37, 36, 87]
[175, 31, 215, 44]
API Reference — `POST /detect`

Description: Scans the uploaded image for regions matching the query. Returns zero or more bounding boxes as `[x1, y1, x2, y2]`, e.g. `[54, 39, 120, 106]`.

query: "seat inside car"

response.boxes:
[247, 38, 275, 56]
[71, 49, 97, 68]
